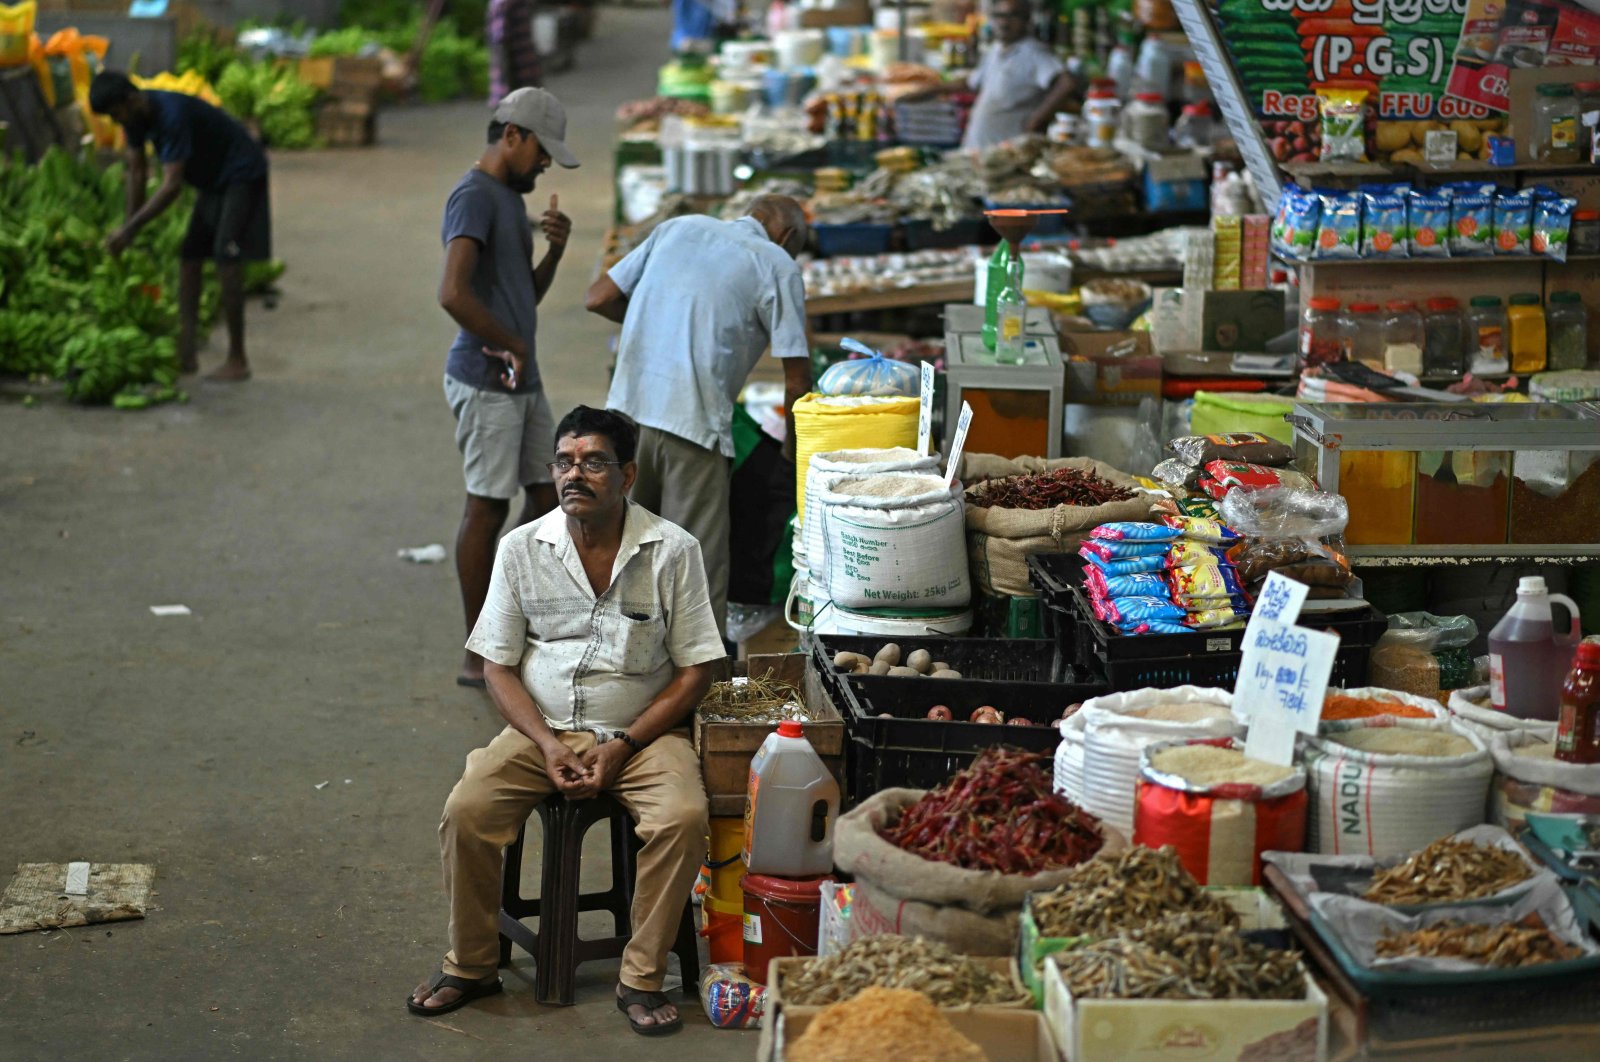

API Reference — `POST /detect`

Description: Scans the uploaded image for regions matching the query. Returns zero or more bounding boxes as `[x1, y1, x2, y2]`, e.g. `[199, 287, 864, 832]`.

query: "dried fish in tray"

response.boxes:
[1054, 913, 1304, 1000]
[1029, 846, 1240, 939]
[1375, 915, 1583, 968]
[781, 935, 1028, 1008]
[1362, 838, 1533, 906]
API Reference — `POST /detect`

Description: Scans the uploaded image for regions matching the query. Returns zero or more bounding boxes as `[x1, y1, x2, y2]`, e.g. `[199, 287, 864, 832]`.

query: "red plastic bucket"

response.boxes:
[740, 873, 832, 985]
[700, 895, 744, 965]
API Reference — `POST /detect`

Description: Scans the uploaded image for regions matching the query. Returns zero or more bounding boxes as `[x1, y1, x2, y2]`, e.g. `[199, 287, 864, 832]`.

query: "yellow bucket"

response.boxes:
[707, 817, 745, 909]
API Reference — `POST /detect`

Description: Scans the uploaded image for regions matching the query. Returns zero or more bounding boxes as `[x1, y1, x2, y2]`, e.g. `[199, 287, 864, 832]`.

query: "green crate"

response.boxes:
[974, 591, 1045, 640]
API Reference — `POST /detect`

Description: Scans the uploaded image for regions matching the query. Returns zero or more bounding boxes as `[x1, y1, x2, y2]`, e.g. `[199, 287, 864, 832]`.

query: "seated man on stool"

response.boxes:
[408, 406, 725, 1035]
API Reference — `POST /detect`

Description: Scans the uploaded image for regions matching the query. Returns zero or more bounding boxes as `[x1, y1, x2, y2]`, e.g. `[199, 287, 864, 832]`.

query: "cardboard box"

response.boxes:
[763, 953, 1029, 1021]
[1203, 290, 1287, 353]
[1042, 952, 1327, 1062]
[761, 967, 1055, 1062]
[695, 652, 845, 816]
[796, 0, 871, 29]
[1062, 330, 1162, 405]
[1018, 888, 1288, 1006]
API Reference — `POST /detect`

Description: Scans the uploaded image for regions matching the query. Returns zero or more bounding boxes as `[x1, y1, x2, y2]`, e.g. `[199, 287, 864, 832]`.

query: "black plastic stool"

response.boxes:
[497, 791, 701, 1005]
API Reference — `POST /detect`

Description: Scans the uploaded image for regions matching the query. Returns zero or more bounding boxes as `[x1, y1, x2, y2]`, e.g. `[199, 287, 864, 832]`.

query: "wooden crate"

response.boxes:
[695, 652, 845, 817]
[315, 100, 375, 148]
[298, 56, 383, 100]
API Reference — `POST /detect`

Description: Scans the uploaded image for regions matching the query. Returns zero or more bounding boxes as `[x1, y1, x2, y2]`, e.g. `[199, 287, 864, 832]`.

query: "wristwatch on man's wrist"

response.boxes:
[613, 730, 645, 754]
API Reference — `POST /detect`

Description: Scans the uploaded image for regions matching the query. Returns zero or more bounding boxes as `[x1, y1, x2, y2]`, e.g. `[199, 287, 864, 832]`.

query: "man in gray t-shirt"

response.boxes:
[438, 87, 577, 688]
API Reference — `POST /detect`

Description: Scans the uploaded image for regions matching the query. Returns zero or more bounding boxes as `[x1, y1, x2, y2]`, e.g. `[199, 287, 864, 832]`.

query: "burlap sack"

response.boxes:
[960, 455, 1152, 597]
[832, 788, 1126, 915]
[849, 880, 1018, 956]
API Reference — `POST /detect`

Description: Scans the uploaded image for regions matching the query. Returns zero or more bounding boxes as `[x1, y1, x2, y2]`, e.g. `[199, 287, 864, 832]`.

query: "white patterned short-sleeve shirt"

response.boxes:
[466, 501, 727, 731]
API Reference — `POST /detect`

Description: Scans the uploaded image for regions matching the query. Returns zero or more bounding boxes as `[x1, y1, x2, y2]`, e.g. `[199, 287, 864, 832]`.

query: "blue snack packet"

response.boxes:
[1313, 190, 1362, 261]
[1271, 185, 1321, 262]
[1445, 182, 1497, 257]
[1079, 549, 1170, 577]
[1091, 522, 1180, 543]
[1115, 617, 1193, 636]
[1492, 190, 1534, 256]
[1407, 189, 1451, 258]
[1361, 187, 1409, 259]
[1080, 539, 1173, 560]
[1533, 196, 1576, 263]
[1098, 595, 1187, 624]
[1087, 570, 1172, 599]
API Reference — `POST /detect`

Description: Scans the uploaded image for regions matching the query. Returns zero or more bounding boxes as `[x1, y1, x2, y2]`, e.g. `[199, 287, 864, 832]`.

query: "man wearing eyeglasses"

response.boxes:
[410, 405, 724, 1035]
[961, 0, 1077, 150]
[584, 194, 813, 639]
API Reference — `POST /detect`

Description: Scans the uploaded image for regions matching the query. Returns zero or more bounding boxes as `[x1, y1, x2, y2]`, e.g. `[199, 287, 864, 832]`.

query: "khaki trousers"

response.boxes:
[629, 426, 731, 637]
[438, 726, 709, 991]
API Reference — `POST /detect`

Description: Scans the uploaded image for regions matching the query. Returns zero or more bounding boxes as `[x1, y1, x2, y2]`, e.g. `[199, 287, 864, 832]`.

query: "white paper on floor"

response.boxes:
[0, 863, 156, 935]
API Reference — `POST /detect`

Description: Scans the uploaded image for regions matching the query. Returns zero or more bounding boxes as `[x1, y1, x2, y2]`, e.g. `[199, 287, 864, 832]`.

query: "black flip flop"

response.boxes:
[406, 971, 502, 1016]
[455, 676, 487, 689]
[616, 986, 683, 1036]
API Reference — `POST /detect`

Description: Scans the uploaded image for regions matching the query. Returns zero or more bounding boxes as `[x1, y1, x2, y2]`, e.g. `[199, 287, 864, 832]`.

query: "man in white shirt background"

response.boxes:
[960, 0, 1079, 150]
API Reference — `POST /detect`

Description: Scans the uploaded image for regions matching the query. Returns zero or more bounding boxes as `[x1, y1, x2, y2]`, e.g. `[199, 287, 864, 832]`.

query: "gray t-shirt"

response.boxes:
[440, 168, 541, 393]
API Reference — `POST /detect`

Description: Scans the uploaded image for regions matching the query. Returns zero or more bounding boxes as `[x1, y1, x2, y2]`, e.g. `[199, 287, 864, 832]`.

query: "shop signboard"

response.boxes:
[1209, 0, 1526, 166]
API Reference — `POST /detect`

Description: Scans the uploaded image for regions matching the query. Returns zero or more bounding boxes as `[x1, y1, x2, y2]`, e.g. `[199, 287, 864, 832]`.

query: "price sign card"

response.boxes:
[918, 361, 936, 456]
[1237, 619, 1338, 766]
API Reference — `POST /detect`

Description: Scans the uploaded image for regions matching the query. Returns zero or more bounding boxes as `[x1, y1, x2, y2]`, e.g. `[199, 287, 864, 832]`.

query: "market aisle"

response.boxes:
[0, 9, 750, 1061]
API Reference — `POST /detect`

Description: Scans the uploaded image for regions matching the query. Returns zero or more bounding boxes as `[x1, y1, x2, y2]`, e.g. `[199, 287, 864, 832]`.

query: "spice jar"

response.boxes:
[1507, 293, 1547, 374]
[1299, 296, 1342, 371]
[1535, 83, 1581, 163]
[1547, 291, 1589, 371]
[1465, 295, 1509, 374]
[1085, 86, 1121, 148]
[1423, 296, 1465, 379]
[1172, 102, 1214, 149]
[1122, 91, 1169, 151]
[1338, 301, 1384, 368]
[1381, 299, 1424, 375]
[1573, 210, 1600, 257]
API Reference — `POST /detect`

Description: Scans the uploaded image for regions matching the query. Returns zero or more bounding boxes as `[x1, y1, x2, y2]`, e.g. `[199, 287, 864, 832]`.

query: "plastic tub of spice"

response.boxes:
[1510, 450, 1600, 544]
[1339, 301, 1384, 368]
[1465, 295, 1509, 375]
[1546, 291, 1588, 372]
[1414, 449, 1510, 545]
[1299, 296, 1342, 371]
[1382, 299, 1424, 376]
[1572, 210, 1600, 256]
[1423, 297, 1464, 378]
[1508, 293, 1547, 374]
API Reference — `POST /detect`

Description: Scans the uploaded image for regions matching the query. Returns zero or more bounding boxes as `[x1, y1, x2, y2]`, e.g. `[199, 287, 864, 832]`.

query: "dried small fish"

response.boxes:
[1055, 914, 1303, 1000]
[783, 936, 1027, 1008]
[1029, 846, 1240, 940]
[1376, 915, 1582, 968]
[1363, 839, 1531, 906]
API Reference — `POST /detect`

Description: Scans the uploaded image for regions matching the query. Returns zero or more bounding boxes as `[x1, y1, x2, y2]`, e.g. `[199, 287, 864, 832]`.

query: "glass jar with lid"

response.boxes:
[1507, 293, 1547, 374]
[1172, 102, 1214, 149]
[1122, 91, 1169, 151]
[1085, 86, 1121, 148]
[1299, 296, 1342, 371]
[1577, 81, 1600, 161]
[1547, 291, 1589, 371]
[1423, 297, 1465, 379]
[1339, 302, 1385, 368]
[1465, 295, 1509, 374]
[1381, 299, 1425, 375]
[1573, 210, 1600, 257]
[1535, 83, 1581, 163]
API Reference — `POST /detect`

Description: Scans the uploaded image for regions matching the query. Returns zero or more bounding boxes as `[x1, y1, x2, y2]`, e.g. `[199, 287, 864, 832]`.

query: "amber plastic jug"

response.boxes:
[1489, 577, 1582, 721]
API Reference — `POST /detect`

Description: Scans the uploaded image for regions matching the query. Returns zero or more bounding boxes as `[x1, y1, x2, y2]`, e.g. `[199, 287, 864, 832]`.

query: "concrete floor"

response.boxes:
[0, 9, 757, 1060]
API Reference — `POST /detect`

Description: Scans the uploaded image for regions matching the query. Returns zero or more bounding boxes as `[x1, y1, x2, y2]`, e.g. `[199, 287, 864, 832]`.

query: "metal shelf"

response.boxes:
[1295, 254, 1600, 269]
[1350, 546, 1600, 567]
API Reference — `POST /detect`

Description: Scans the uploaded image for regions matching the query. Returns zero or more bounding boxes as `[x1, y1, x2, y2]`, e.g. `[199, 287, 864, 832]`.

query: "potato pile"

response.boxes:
[1371, 117, 1502, 165]
[833, 643, 961, 679]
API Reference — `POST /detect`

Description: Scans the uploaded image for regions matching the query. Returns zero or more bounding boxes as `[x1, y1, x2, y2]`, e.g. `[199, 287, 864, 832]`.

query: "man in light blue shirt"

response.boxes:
[585, 196, 812, 636]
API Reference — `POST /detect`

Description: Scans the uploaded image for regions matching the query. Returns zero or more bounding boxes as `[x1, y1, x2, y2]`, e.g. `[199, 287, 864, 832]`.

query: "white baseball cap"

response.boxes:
[492, 88, 579, 169]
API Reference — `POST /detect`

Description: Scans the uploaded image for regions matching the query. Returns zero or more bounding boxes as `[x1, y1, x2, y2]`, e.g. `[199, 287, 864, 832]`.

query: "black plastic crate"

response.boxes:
[1027, 552, 1088, 663]
[841, 674, 1107, 800]
[809, 635, 1067, 730]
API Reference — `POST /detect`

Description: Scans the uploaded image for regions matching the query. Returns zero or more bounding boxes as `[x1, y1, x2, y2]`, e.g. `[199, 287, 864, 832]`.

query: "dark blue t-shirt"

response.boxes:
[440, 168, 541, 393]
[129, 90, 268, 192]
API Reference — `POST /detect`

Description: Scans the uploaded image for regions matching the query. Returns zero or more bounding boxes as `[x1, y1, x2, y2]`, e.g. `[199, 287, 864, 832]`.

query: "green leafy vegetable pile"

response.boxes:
[0, 148, 282, 407]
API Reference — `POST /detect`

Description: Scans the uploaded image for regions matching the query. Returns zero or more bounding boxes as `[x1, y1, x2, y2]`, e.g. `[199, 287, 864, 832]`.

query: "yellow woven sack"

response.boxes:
[792, 393, 920, 525]
[0, 2, 36, 67]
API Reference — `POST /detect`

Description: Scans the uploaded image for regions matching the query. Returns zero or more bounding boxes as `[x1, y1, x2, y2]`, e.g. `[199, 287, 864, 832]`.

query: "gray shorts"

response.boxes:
[443, 374, 555, 500]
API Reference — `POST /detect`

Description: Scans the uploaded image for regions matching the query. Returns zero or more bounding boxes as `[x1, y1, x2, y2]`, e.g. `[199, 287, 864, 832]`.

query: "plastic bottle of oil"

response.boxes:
[743, 720, 839, 877]
[1488, 577, 1582, 721]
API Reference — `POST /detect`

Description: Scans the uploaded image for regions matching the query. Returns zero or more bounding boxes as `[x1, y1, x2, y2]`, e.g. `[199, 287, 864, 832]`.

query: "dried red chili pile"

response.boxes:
[967, 468, 1136, 510]
[880, 747, 1105, 874]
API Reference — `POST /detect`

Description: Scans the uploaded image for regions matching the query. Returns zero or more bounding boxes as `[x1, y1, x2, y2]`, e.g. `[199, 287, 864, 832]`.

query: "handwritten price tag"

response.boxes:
[918, 361, 935, 457]
[943, 402, 973, 491]
[1237, 617, 1338, 766]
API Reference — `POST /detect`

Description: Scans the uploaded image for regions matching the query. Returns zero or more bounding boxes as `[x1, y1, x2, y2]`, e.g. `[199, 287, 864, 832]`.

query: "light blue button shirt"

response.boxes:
[605, 215, 810, 457]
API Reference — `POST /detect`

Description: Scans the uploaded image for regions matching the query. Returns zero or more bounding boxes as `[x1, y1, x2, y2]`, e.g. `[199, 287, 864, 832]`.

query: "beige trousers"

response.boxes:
[628, 425, 731, 638]
[438, 726, 709, 991]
